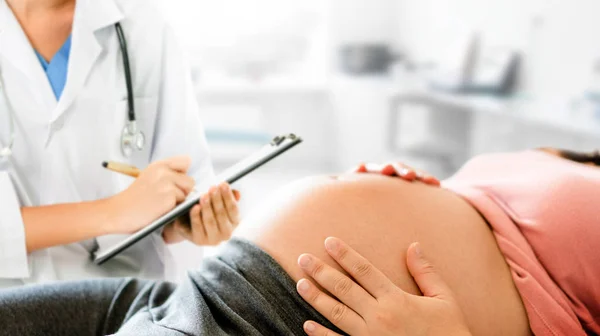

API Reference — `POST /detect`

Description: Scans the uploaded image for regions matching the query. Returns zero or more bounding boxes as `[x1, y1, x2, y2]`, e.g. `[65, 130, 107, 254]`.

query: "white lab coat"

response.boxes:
[0, 0, 215, 288]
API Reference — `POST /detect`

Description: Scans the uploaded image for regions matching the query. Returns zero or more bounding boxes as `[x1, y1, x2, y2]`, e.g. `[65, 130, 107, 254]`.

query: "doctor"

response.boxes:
[0, 0, 241, 288]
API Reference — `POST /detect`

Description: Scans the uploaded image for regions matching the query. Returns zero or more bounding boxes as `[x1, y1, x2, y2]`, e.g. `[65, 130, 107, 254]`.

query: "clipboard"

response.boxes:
[93, 133, 302, 265]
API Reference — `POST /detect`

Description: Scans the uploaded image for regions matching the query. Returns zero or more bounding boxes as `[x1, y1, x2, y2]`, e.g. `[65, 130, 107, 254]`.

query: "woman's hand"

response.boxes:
[296, 237, 471, 336]
[105, 156, 196, 234]
[353, 162, 440, 187]
[162, 183, 242, 246]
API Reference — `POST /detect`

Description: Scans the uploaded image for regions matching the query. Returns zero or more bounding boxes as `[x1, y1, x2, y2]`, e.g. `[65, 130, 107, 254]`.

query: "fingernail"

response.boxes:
[298, 254, 312, 267]
[304, 322, 316, 333]
[324, 237, 338, 253]
[220, 183, 228, 192]
[297, 279, 310, 293]
[414, 242, 423, 258]
[400, 168, 410, 176]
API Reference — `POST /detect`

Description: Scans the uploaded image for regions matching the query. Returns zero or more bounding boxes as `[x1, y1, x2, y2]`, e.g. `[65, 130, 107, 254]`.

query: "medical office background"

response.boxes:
[157, 0, 600, 279]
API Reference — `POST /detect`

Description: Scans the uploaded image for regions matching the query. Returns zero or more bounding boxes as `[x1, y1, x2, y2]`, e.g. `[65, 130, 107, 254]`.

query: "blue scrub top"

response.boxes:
[34, 35, 72, 100]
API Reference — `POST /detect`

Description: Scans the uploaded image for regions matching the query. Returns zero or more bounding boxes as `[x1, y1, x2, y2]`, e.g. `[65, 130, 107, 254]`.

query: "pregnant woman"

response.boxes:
[0, 148, 598, 335]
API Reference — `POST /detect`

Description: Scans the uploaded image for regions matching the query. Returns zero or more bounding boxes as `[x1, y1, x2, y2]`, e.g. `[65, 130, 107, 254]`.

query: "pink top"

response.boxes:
[442, 150, 600, 336]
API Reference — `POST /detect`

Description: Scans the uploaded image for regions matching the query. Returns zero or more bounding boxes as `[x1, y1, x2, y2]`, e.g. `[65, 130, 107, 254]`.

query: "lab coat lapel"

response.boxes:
[52, 0, 124, 122]
[0, 0, 57, 112]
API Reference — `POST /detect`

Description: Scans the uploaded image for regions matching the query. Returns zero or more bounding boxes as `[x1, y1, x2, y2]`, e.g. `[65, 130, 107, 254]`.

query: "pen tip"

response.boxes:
[102, 161, 108, 168]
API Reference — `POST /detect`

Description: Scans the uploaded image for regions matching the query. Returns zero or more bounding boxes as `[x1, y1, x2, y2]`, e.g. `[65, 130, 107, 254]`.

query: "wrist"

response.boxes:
[98, 195, 126, 235]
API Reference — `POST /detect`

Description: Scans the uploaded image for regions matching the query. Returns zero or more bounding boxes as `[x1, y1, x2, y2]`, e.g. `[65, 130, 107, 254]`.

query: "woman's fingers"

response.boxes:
[406, 242, 453, 300]
[421, 174, 441, 186]
[364, 163, 395, 176]
[303, 321, 343, 336]
[356, 161, 441, 186]
[354, 163, 367, 173]
[392, 163, 417, 180]
[323, 237, 396, 298]
[363, 162, 419, 181]
[296, 278, 365, 334]
[298, 254, 376, 315]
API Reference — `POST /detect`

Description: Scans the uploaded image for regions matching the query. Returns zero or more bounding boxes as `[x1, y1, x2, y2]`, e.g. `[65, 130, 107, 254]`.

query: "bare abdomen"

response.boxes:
[238, 174, 531, 336]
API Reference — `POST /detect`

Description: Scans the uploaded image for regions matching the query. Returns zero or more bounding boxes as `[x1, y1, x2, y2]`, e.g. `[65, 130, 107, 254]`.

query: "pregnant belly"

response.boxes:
[237, 173, 531, 336]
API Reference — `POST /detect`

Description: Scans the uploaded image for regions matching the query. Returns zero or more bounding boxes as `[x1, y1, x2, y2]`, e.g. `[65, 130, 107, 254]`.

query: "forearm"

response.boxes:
[21, 199, 114, 253]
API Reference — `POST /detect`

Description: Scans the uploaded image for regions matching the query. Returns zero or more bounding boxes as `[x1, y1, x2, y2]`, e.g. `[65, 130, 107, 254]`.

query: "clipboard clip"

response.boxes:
[271, 133, 298, 146]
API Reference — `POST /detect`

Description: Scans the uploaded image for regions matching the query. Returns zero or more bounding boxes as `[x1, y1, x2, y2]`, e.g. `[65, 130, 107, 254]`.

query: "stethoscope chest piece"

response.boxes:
[121, 121, 145, 157]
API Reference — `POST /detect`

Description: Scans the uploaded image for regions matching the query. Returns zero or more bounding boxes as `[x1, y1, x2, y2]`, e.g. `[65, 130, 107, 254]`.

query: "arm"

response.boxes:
[19, 156, 194, 253]
[296, 237, 471, 336]
[21, 200, 113, 253]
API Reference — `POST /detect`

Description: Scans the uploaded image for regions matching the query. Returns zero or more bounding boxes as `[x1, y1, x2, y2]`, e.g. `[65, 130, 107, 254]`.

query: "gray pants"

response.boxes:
[0, 238, 343, 336]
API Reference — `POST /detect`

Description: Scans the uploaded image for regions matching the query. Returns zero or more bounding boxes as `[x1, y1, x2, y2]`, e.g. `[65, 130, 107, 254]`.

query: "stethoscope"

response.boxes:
[0, 22, 144, 159]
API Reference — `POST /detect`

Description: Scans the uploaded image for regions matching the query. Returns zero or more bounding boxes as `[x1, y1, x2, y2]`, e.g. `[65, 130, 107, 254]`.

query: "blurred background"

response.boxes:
[156, 0, 600, 278]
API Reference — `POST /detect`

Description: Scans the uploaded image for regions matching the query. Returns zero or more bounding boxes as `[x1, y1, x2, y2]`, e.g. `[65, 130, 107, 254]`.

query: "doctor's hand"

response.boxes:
[105, 156, 196, 234]
[162, 183, 241, 246]
[353, 162, 440, 187]
[296, 237, 471, 336]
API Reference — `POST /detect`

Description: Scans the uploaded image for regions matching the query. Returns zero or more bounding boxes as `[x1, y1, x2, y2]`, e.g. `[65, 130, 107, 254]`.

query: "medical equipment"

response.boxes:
[115, 22, 145, 157]
[0, 22, 142, 159]
[93, 133, 303, 265]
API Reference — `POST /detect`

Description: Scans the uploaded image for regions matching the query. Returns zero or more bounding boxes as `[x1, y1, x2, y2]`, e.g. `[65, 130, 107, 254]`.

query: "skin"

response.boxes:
[296, 238, 471, 336]
[238, 171, 532, 336]
[295, 163, 468, 335]
[9, 0, 240, 252]
[22, 156, 241, 252]
[294, 149, 599, 334]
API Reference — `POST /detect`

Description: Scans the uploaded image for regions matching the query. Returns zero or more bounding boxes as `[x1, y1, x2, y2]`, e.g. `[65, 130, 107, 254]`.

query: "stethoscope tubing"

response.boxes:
[0, 22, 139, 158]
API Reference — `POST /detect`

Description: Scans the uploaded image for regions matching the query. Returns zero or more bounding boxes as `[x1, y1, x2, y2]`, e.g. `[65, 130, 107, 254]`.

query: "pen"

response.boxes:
[101, 161, 241, 200]
[102, 161, 141, 178]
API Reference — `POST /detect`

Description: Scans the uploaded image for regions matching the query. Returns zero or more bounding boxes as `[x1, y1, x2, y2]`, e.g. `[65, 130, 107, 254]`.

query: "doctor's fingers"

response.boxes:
[156, 173, 191, 204]
[210, 186, 234, 239]
[165, 171, 195, 195]
[160, 155, 192, 173]
[163, 221, 187, 244]
[184, 204, 209, 244]
[220, 183, 240, 227]
[199, 191, 221, 245]
[172, 186, 187, 204]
